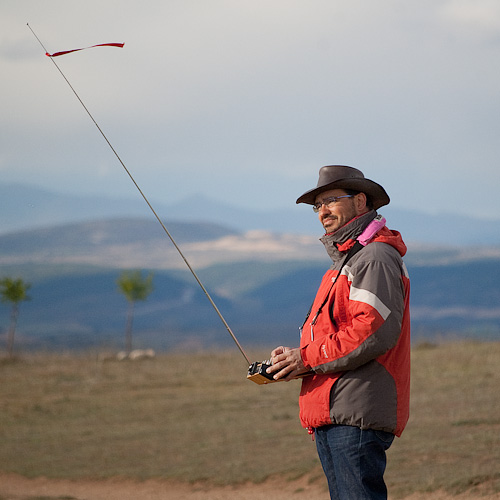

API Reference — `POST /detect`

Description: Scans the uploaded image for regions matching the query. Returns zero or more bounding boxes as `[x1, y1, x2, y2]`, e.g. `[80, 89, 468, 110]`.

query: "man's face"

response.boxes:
[314, 189, 364, 234]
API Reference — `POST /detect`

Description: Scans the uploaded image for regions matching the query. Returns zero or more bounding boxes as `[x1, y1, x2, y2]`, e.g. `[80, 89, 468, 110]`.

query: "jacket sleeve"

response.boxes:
[302, 243, 406, 373]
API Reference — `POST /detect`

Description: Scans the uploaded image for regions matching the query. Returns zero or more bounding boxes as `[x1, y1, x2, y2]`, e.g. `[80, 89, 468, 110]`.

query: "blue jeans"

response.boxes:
[315, 425, 394, 500]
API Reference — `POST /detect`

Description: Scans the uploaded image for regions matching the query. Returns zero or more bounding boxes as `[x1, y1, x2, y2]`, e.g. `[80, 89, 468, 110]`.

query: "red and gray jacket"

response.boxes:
[299, 210, 411, 437]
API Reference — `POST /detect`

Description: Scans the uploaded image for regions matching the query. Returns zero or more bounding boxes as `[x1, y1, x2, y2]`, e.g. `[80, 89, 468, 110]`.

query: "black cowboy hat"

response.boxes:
[296, 165, 390, 210]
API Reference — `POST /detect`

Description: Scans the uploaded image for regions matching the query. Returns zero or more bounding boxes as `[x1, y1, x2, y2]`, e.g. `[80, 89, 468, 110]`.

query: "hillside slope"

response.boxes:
[1, 217, 499, 351]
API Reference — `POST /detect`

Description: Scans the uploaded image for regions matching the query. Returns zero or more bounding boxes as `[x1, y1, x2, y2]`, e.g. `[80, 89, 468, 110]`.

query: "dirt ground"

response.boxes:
[1, 473, 500, 500]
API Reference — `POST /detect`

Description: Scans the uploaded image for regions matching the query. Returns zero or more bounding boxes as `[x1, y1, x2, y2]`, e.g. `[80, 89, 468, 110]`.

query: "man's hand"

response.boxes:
[266, 346, 310, 381]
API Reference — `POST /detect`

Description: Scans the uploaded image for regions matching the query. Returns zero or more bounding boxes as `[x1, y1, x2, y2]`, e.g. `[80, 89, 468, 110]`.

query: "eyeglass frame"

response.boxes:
[312, 194, 354, 213]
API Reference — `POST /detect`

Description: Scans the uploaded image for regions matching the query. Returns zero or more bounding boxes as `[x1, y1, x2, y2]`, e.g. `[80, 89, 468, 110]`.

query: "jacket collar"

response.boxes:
[319, 210, 376, 263]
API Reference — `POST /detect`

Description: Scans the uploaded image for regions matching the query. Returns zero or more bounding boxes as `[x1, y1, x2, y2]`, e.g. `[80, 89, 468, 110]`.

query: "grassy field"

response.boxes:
[0, 342, 499, 498]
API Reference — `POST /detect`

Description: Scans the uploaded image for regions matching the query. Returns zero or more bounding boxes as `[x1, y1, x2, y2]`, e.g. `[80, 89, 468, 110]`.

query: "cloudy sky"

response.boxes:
[2, 0, 500, 221]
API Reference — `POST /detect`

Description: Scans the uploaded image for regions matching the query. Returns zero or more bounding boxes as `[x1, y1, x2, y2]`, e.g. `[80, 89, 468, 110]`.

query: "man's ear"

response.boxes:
[354, 192, 368, 213]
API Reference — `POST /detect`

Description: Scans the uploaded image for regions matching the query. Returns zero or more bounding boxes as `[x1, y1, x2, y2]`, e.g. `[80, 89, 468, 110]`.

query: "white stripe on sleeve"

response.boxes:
[349, 286, 391, 320]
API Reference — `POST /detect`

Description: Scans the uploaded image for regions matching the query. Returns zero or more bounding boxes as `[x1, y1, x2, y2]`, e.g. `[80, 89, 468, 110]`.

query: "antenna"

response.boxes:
[27, 24, 251, 365]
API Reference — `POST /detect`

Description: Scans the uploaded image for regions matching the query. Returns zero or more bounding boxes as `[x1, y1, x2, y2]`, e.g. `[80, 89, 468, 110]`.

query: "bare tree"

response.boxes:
[117, 270, 154, 354]
[0, 277, 31, 358]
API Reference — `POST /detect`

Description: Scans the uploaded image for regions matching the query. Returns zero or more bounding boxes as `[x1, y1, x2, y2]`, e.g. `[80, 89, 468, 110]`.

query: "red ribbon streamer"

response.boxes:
[46, 42, 125, 57]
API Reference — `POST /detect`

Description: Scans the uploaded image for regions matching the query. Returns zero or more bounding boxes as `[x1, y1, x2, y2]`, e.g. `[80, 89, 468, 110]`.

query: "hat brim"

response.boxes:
[296, 177, 390, 210]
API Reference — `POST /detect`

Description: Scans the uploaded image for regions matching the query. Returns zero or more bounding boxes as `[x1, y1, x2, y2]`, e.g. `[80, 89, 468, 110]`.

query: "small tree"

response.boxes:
[0, 277, 31, 358]
[117, 270, 154, 354]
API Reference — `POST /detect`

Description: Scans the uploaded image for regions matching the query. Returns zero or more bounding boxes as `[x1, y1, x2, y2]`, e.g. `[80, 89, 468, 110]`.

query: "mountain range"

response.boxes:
[1, 184, 499, 353]
[2, 183, 500, 246]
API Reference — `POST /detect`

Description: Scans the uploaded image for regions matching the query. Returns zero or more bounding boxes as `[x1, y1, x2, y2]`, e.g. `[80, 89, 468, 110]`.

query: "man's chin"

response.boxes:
[323, 222, 338, 233]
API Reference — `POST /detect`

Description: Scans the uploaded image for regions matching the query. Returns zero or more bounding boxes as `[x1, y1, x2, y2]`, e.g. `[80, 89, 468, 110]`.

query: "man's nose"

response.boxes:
[318, 203, 331, 215]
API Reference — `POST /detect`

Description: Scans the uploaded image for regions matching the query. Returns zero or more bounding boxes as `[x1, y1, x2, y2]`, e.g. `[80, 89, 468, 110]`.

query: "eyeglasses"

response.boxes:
[312, 195, 354, 213]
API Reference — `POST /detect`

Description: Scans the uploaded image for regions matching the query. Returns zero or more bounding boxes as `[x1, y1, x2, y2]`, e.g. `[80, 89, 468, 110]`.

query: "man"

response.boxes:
[267, 165, 411, 500]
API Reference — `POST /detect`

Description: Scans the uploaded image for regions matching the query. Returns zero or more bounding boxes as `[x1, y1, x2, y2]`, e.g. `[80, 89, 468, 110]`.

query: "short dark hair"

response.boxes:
[343, 189, 374, 210]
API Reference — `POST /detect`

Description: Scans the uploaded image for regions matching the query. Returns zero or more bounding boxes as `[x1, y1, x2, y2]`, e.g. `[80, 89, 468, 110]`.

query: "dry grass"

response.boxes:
[0, 350, 317, 484]
[0, 341, 499, 497]
[387, 341, 500, 497]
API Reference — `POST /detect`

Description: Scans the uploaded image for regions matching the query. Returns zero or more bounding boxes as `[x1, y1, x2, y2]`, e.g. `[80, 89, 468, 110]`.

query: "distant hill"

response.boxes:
[2, 183, 500, 245]
[0, 218, 327, 269]
[0, 218, 238, 258]
[0, 216, 499, 351]
[1, 259, 499, 353]
[2, 216, 499, 272]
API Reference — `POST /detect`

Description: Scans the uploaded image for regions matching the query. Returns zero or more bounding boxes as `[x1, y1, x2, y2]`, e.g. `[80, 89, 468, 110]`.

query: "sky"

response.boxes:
[2, 0, 500, 221]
